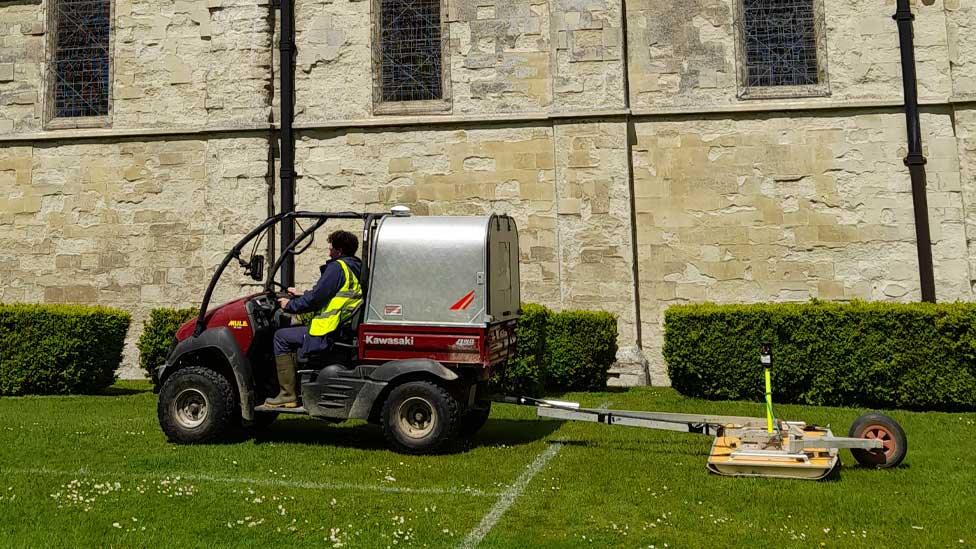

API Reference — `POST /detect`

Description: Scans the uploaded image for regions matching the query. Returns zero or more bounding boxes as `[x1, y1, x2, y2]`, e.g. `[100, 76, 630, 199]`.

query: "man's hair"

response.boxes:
[328, 230, 359, 256]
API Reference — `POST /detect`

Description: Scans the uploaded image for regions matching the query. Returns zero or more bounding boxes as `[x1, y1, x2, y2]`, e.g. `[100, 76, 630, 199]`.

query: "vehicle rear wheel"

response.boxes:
[848, 411, 908, 469]
[459, 402, 491, 438]
[381, 381, 460, 454]
[158, 366, 238, 443]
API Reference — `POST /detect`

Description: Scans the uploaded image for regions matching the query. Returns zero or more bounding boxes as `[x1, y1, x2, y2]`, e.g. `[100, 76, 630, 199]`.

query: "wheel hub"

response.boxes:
[863, 424, 897, 460]
[397, 396, 436, 439]
[174, 388, 210, 429]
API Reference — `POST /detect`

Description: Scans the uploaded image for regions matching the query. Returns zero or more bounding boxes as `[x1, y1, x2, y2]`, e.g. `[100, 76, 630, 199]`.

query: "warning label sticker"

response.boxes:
[384, 304, 403, 316]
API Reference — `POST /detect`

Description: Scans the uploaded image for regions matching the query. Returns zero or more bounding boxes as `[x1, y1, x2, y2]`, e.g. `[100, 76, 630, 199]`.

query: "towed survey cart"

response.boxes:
[504, 345, 907, 481]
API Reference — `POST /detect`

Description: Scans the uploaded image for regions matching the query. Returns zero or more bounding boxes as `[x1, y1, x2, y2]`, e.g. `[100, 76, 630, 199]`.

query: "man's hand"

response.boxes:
[277, 297, 290, 310]
[287, 287, 304, 296]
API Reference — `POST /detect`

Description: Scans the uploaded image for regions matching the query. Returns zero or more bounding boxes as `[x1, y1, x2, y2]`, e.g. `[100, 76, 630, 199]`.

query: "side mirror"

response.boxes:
[248, 255, 265, 281]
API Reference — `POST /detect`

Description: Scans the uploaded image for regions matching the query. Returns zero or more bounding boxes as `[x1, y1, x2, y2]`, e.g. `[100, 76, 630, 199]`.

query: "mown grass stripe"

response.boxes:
[459, 442, 563, 549]
[459, 400, 611, 548]
[2, 467, 501, 497]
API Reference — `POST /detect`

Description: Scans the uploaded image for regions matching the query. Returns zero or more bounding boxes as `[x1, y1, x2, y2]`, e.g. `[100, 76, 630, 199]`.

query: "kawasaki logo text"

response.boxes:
[365, 335, 415, 346]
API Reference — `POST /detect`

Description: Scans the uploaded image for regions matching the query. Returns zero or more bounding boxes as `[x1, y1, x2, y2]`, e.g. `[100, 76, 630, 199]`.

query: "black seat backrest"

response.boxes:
[331, 303, 363, 346]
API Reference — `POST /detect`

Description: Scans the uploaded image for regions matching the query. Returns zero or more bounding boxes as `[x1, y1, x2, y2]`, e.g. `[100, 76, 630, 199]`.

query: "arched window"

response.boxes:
[48, 0, 112, 124]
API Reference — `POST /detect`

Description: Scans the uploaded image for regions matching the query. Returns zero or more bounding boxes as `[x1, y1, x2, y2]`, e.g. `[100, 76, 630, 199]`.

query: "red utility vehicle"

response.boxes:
[154, 210, 520, 454]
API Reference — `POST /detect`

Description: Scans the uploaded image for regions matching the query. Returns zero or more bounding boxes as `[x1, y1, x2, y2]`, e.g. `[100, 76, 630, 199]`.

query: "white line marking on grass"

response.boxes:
[2, 467, 499, 497]
[459, 400, 611, 548]
[459, 442, 563, 549]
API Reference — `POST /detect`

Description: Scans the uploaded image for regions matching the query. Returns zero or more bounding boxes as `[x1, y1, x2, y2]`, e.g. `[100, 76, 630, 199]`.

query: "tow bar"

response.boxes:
[498, 344, 907, 480]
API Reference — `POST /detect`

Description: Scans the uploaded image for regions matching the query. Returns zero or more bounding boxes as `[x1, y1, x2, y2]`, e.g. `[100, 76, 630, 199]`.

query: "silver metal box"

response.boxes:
[364, 215, 520, 326]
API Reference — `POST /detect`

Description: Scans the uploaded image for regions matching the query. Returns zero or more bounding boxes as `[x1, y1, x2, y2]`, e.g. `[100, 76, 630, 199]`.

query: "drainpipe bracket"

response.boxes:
[904, 153, 927, 167]
[893, 10, 915, 22]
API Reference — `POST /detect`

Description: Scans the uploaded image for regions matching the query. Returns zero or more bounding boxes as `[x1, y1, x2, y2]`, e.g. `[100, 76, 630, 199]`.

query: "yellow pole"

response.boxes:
[764, 368, 774, 433]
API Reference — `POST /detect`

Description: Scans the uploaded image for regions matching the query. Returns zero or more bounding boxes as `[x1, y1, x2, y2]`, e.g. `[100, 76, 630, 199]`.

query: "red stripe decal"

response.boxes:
[450, 290, 476, 311]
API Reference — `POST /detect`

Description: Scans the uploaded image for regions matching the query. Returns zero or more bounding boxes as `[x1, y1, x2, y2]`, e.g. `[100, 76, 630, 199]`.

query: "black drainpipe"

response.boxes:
[266, 0, 278, 275]
[894, 0, 936, 302]
[279, 0, 297, 287]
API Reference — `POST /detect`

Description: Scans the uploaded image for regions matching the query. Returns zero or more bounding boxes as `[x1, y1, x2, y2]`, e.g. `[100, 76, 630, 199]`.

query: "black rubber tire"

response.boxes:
[381, 381, 460, 455]
[459, 403, 491, 438]
[158, 366, 238, 443]
[848, 411, 908, 469]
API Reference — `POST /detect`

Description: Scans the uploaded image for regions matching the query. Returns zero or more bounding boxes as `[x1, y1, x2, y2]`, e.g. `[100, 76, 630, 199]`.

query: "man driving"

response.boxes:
[265, 230, 363, 408]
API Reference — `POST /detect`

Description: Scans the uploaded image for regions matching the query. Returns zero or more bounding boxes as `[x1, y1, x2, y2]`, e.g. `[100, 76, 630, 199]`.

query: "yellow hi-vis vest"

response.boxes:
[308, 259, 362, 337]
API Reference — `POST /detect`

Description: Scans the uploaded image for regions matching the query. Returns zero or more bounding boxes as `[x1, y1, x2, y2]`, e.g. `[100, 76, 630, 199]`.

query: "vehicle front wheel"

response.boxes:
[158, 366, 238, 443]
[381, 381, 460, 454]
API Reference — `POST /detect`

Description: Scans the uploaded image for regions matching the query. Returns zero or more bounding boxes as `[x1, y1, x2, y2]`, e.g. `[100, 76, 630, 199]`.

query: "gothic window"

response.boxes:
[49, 0, 112, 123]
[736, 0, 828, 98]
[373, 0, 450, 114]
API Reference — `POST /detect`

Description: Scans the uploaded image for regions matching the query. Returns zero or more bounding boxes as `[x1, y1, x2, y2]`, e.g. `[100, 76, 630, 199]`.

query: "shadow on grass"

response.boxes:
[249, 417, 562, 453]
[551, 438, 711, 457]
[98, 385, 154, 397]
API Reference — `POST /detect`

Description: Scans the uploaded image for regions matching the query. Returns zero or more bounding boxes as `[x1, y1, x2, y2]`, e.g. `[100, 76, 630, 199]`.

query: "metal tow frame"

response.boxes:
[498, 396, 884, 479]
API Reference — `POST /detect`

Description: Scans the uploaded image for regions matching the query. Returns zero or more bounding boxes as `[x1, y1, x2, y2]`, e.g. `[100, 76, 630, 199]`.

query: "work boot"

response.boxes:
[264, 353, 299, 408]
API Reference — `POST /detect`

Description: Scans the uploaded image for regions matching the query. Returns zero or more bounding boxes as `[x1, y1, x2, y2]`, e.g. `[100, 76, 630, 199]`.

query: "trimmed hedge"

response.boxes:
[0, 304, 130, 396]
[491, 303, 549, 396]
[664, 301, 976, 411]
[545, 309, 618, 391]
[137, 307, 196, 376]
[491, 304, 618, 394]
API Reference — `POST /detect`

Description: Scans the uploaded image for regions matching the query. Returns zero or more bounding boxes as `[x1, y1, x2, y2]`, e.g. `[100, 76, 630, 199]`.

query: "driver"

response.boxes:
[265, 230, 363, 408]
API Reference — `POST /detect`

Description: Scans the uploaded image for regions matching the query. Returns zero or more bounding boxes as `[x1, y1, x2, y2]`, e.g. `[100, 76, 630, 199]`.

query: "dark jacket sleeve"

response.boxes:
[284, 261, 344, 314]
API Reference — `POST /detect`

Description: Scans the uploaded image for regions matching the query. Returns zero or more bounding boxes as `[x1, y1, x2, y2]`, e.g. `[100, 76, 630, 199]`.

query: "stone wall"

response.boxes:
[953, 106, 976, 293]
[113, 0, 272, 128]
[4, 0, 976, 384]
[946, 0, 976, 100]
[0, 137, 268, 377]
[0, 0, 46, 134]
[293, 0, 624, 122]
[631, 110, 971, 383]
[290, 121, 643, 382]
[626, 0, 953, 110]
[0, 0, 271, 134]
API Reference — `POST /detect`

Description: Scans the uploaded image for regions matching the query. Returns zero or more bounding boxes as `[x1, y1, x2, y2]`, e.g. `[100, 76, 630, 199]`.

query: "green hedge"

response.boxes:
[545, 309, 618, 391]
[492, 304, 618, 394]
[0, 304, 130, 396]
[137, 307, 196, 376]
[664, 301, 976, 411]
[491, 303, 549, 396]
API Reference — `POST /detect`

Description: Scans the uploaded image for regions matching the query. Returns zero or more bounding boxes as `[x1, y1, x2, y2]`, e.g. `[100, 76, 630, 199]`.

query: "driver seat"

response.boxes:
[298, 303, 363, 367]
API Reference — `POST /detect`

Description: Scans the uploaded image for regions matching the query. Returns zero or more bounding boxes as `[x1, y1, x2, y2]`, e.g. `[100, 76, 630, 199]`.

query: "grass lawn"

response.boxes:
[0, 381, 973, 547]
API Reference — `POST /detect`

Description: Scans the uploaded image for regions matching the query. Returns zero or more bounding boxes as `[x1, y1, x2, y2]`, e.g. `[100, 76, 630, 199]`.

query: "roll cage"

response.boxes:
[194, 211, 387, 337]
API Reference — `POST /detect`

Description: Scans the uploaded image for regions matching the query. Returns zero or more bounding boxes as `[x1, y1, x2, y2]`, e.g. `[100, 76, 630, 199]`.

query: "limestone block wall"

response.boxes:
[946, 0, 976, 100]
[551, 0, 625, 111]
[626, 0, 953, 111]
[293, 0, 625, 122]
[0, 0, 271, 134]
[953, 106, 976, 288]
[449, 0, 552, 113]
[294, 0, 372, 121]
[631, 110, 971, 383]
[291, 121, 642, 380]
[0, 137, 269, 377]
[552, 120, 637, 361]
[113, 0, 272, 128]
[0, 0, 46, 134]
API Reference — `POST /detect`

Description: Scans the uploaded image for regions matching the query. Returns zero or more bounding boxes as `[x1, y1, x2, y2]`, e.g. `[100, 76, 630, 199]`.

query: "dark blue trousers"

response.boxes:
[273, 326, 330, 358]
[273, 326, 307, 356]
